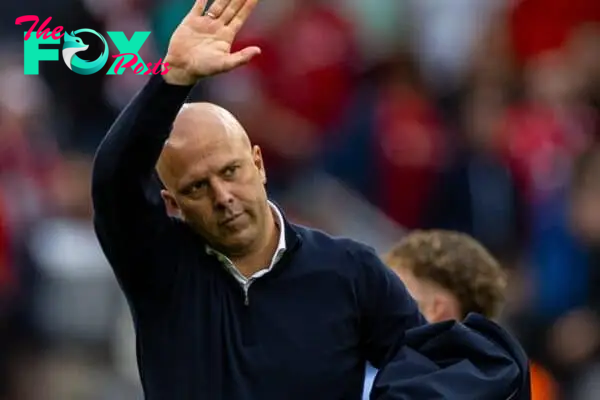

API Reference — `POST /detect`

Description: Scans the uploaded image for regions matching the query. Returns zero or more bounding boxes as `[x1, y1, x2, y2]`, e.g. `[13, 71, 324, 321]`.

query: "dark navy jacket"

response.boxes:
[91, 74, 530, 399]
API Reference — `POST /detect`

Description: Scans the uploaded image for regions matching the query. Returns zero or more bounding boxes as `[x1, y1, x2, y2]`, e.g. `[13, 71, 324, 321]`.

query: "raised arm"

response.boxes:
[91, 75, 193, 291]
[92, 0, 261, 294]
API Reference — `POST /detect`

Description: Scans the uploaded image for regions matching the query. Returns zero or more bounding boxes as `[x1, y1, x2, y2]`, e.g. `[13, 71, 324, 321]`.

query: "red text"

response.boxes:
[16, 15, 64, 41]
[112, 53, 171, 75]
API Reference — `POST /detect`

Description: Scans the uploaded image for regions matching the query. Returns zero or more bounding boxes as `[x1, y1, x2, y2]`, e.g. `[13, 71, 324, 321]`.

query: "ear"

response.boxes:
[160, 189, 182, 219]
[252, 145, 267, 185]
[429, 293, 462, 323]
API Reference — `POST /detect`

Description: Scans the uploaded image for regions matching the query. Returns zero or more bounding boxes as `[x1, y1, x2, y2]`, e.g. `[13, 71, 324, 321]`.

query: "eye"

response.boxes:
[192, 181, 207, 190]
[222, 165, 239, 178]
[183, 180, 207, 196]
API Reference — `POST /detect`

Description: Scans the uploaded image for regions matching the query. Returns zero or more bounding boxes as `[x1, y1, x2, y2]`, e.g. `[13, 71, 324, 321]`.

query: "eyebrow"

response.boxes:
[219, 159, 242, 172]
[177, 159, 244, 194]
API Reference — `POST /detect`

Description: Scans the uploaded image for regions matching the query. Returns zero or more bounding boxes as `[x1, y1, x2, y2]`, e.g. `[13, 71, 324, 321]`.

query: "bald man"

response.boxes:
[156, 103, 272, 258]
[91, 0, 530, 399]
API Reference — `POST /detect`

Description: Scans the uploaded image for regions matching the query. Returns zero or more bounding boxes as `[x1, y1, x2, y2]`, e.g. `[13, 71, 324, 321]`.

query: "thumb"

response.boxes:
[223, 46, 261, 71]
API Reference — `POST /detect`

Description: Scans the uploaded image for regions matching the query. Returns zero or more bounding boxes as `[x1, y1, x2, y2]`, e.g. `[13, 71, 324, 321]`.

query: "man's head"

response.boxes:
[384, 230, 507, 322]
[570, 146, 600, 245]
[156, 102, 270, 256]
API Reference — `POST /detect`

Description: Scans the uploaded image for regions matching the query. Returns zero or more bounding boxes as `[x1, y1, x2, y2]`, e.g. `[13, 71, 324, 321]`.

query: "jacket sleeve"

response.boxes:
[91, 74, 194, 298]
[355, 245, 427, 368]
[370, 314, 531, 400]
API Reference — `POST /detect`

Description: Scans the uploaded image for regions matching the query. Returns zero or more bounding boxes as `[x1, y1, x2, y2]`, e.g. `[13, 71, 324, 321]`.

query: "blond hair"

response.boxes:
[385, 230, 507, 319]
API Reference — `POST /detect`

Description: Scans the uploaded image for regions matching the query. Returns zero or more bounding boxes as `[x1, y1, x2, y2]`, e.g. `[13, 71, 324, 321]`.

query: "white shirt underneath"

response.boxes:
[205, 201, 287, 286]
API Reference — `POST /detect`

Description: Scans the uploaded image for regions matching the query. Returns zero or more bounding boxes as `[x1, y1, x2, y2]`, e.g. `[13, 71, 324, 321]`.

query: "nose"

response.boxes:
[210, 178, 234, 208]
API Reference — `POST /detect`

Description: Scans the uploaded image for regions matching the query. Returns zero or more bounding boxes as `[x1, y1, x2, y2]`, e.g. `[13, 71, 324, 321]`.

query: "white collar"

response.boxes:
[205, 201, 287, 284]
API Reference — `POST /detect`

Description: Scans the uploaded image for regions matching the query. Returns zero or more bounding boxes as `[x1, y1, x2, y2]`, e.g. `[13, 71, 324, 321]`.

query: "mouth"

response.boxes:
[219, 213, 244, 226]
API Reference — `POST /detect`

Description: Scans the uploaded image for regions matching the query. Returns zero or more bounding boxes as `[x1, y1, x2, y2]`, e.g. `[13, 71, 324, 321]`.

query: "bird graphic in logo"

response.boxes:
[62, 29, 109, 75]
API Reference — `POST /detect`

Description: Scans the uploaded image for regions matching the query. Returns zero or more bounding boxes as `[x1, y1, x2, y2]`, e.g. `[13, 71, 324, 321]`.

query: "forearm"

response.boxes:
[91, 74, 194, 276]
[92, 74, 193, 194]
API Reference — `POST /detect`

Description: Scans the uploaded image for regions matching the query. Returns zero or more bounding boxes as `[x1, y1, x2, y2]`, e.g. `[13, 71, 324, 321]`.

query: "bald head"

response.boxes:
[154, 102, 270, 256]
[170, 102, 250, 147]
[157, 102, 251, 190]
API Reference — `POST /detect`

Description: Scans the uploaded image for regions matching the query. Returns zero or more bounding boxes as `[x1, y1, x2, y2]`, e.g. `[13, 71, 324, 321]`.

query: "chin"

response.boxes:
[221, 225, 257, 251]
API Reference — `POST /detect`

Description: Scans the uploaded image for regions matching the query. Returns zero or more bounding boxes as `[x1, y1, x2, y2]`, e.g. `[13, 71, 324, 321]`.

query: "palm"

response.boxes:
[166, 0, 260, 79]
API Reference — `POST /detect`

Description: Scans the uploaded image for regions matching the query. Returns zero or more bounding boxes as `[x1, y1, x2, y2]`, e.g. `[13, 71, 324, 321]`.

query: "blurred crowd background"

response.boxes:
[0, 0, 599, 398]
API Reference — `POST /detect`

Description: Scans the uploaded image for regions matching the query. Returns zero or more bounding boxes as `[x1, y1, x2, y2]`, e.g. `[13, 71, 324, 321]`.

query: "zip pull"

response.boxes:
[243, 281, 251, 306]
[244, 286, 250, 306]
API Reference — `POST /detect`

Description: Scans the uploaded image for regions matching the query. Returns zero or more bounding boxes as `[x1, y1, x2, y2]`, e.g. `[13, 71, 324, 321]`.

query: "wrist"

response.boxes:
[161, 62, 198, 86]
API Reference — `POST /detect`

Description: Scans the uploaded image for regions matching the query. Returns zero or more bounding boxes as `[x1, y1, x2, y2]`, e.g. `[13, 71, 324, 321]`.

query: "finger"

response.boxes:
[219, 0, 245, 25]
[205, 0, 233, 18]
[190, 0, 209, 15]
[222, 46, 261, 71]
[228, 0, 258, 34]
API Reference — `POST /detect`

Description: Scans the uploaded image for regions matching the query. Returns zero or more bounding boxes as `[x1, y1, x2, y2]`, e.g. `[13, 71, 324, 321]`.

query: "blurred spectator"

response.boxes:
[0, 191, 14, 399]
[0, 193, 13, 303]
[408, 0, 506, 97]
[500, 50, 593, 200]
[565, 24, 600, 136]
[561, 146, 600, 400]
[339, 0, 409, 66]
[18, 153, 132, 399]
[499, 50, 596, 326]
[508, 0, 600, 68]
[0, 58, 60, 400]
[509, 141, 600, 399]
[26, 153, 117, 346]
[208, 0, 359, 193]
[0, 61, 61, 248]
[323, 51, 446, 229]
[425, 75, 525, 260]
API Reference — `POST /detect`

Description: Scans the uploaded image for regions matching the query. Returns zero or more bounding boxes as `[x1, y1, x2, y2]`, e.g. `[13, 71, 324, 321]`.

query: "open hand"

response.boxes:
[163, 0, 261, 86]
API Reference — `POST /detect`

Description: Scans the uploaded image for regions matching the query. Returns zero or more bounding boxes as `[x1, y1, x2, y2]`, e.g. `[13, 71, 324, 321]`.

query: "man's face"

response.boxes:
[161, 130, 269, 255]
